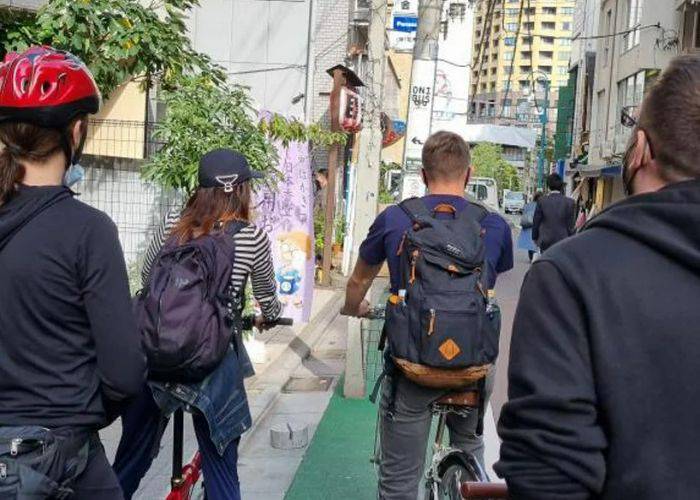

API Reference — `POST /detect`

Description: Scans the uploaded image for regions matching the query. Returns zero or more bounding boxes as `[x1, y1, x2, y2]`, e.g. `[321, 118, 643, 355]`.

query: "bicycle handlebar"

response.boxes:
[242, 316, 294, 330]
[460, 482, 509, 499]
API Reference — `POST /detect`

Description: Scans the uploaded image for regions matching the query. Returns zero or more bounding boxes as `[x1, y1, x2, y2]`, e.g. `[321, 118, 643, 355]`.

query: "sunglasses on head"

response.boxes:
[621, 106, 655, 160]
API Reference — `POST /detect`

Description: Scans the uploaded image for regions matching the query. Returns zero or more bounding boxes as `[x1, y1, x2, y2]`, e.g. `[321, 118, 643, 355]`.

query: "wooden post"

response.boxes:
[321, 69, 346, 286]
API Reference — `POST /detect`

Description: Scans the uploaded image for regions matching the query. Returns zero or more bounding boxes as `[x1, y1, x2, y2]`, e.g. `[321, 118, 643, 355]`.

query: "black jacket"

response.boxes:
[496, 180, 700, 499]
[0, 185, 146, 428]
[532, 192, 575, 251]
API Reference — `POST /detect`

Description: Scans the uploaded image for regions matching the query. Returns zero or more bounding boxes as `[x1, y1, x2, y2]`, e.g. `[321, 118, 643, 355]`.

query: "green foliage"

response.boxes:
[314, 211, 325, 257]
[143, 76, 280, 192]
[471, 143, 522, 192]
[2, 0, 226, 98]
[334, 213, 345, 246]
[378, 161, 400, 204]
[144, 76, 346, 192]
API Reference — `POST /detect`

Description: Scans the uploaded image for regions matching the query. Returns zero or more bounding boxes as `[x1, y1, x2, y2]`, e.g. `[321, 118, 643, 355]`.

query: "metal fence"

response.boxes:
[77, 119, 179, 286]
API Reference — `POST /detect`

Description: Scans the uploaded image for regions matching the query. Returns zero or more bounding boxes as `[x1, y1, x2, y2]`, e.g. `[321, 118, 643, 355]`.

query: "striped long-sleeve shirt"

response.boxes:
[142, 211, 282, 321]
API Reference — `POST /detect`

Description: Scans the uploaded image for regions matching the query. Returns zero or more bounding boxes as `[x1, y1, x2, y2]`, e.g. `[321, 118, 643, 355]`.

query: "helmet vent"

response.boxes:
[20, 78, 29, 93]
[41, 81, 51, 95]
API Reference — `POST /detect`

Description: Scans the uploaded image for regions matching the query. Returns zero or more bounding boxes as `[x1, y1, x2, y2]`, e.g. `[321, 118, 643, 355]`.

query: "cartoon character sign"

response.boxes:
[254, 131, 315, 323]
[276, 231, 312, 308]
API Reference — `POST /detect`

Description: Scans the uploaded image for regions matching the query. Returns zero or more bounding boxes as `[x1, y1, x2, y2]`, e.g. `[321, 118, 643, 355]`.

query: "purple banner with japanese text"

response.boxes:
[254, 140, 314, 323]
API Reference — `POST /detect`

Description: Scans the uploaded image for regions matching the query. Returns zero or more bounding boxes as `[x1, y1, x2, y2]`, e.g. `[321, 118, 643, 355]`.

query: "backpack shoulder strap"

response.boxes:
[458, 201, 489, 224]
[223, 220, 249, 238]
[399, 197, 432, 223]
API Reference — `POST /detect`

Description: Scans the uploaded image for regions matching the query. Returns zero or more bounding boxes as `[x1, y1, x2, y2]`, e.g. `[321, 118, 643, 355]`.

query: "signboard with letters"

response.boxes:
[390, 0, 418, 52]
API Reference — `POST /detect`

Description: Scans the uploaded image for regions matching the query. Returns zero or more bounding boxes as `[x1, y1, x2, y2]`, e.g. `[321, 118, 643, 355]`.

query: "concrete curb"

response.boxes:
[240, 290, 344, 453]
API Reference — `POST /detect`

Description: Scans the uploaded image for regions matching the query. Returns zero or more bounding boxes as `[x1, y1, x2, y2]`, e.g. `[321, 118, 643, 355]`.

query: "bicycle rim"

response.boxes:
[437, 463, 479, 500]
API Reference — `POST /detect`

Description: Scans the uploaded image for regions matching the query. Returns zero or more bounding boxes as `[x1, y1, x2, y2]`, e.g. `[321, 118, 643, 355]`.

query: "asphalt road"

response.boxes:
[491, 218, 530, 422]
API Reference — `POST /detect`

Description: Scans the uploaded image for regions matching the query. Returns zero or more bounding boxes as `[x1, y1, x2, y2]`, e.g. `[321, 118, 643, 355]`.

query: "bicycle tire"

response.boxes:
[425, 461, 479, 500]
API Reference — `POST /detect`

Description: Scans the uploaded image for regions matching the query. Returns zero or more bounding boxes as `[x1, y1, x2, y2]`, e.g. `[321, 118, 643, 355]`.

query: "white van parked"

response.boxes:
[466, 177, 499, 211]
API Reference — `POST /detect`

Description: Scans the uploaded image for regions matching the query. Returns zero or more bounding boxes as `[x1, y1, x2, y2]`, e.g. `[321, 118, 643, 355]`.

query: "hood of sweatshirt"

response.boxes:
[585, 179, 700, 273]
[0, 185, 73, 252]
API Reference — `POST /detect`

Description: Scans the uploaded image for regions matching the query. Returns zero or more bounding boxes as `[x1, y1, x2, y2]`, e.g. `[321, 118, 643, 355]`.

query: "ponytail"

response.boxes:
[0, 122, 66, 207]
[0, 146, 23, 206]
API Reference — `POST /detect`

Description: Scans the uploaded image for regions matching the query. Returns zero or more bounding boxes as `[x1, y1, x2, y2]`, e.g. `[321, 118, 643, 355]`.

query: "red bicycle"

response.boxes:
[166, 317, 294, 500]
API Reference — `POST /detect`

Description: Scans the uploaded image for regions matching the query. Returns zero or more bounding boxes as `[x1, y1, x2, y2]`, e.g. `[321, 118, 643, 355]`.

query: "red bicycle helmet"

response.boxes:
[0, 46, 101, 129]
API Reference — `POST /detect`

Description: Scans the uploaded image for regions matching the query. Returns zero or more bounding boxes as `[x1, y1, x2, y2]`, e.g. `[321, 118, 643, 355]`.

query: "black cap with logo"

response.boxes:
[198, 148, 264, 192]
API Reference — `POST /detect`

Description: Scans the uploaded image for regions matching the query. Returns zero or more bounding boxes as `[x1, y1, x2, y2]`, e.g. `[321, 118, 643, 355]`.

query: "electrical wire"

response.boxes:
[471, 0, 497, 97]
[228, 64, 306, 76]
[498, 0, 525, 119]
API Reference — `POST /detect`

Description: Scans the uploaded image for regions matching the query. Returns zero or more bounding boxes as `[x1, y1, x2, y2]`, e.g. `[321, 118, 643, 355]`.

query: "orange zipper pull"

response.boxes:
[428, 309, 436, 336]
[409, 250, 419, 285]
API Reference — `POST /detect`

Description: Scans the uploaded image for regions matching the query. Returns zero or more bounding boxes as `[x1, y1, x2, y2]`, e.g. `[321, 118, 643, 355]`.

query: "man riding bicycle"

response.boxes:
[342, 131, 513, 499]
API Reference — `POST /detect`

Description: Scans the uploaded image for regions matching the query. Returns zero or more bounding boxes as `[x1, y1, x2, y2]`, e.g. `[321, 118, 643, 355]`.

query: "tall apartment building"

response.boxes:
[468, 0, 576, 132]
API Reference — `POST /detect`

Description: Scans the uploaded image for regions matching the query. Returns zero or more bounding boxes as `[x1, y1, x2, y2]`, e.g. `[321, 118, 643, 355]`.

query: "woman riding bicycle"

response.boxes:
[113, 148, 283, 500]
[0, 47, 146, 498]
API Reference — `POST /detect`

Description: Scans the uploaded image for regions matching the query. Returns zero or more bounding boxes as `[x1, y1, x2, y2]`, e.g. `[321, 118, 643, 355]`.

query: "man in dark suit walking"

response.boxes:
[532, 173, 576, 252]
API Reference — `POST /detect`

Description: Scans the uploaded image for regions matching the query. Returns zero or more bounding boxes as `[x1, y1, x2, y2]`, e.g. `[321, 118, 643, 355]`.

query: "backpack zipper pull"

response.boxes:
[428, 309, 436, 336]
[10, 439, 21, 456]
[409, 250, 419, 285]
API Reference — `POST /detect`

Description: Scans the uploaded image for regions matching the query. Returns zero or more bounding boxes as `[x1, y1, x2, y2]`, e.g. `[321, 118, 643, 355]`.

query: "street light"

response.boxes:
[527, 70, 550, 191]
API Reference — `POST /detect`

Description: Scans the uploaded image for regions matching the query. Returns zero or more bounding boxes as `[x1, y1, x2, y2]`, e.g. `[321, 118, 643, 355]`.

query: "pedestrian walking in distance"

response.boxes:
[517, 191, 542, 262]
[496, 54, 700, 499]
[532, 173, 576, 252]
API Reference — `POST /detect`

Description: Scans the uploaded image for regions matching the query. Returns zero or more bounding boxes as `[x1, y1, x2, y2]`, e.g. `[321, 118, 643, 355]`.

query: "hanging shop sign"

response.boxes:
[339, 86, 363, 133]
[381, 113, 406, 147]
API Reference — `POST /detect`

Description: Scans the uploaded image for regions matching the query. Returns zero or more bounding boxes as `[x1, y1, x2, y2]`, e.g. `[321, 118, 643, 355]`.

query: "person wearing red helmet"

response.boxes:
[0, 47, 146, 499]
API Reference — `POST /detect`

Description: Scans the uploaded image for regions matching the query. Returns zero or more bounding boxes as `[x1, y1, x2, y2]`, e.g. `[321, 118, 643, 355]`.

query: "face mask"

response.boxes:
[63, 163, 85, 187]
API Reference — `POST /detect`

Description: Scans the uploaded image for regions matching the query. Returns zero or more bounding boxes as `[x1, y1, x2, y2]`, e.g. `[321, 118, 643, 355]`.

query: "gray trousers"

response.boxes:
[377, 371, 495, 500]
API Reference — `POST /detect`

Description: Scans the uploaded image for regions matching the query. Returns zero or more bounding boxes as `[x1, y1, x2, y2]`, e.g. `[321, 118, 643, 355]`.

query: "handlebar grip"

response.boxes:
[460, 482, 509, 499]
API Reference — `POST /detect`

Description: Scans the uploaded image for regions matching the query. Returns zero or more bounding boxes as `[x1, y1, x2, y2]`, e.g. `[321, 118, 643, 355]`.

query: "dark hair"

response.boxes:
[639, 54, 700, 179]
[171, 183, 251, 243]
[547, 173, 564, 191]
[533, 191, 543, 202]
[0, 122, 64, 206]
[422, 131, 471, 182]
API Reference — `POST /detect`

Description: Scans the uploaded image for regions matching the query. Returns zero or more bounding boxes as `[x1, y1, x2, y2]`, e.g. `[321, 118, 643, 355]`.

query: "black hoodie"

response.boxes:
[0, 185, 146, 428]
[496, 180, 700, 499]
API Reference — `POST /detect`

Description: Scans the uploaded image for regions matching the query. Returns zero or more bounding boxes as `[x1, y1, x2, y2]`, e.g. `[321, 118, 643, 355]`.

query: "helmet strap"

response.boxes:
[60, 125, 87, 169]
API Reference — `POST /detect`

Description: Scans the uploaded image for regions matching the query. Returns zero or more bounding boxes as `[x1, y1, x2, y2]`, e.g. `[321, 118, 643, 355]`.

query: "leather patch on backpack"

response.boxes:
[439, 339, 461, 361]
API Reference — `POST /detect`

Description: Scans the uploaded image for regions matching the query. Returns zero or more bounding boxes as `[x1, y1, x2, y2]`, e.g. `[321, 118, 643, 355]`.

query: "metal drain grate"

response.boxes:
[282, 376, 334, 393]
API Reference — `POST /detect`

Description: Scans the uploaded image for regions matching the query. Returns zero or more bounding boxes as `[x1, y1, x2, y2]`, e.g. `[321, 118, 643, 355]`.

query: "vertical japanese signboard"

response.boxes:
[254, 140, 314, 323]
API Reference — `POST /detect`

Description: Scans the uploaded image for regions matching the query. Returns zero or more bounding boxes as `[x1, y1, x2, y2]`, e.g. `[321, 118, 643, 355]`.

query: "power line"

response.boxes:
[499, 0, 525, 119]
[471, 0, 497, 97]
[228, 64, 306, 76]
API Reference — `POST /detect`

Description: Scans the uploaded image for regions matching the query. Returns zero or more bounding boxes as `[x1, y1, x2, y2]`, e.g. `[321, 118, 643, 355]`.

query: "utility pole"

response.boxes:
[346, 0, 387, 269]
[343, 0, 387, 400]
[399, 0, 444, 200]
[537, 78, 550, 190]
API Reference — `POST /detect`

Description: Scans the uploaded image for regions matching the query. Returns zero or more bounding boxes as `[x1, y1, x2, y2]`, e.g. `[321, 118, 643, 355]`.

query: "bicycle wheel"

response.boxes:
[437, 462, 479, 500]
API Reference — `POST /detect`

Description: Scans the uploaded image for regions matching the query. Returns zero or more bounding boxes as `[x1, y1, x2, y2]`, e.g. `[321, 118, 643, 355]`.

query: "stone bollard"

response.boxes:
[270, 422, 309, 450]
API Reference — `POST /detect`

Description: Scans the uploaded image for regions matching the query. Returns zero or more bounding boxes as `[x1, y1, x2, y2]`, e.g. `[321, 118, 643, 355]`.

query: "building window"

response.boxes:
[506, 8, 520, 16]
[616, 71, 646, 138]
[504, 66, 513, 74]
[543, 7, 556, 15]
[623, 0, 643, 51]
[522, 36, 533, 45]
[682, 4, 700, 52]
[559, 38, 572, 46]
[538, 65, 553, 74]
[542, 22, 556, 30]
[504, 51, 514, 61]
[506, 23, 518, 32]
[505, 37, 516, 46]
[520, 65, 532, 73]
[561, 7, 575, 15]
[558, 66, 569, 75]
[542, 36, 555, 45]
[562, 22, 572, 31]
[558, 51, 571, 61]
[502, 98, 513, 117]
[490, 83, 496, 93]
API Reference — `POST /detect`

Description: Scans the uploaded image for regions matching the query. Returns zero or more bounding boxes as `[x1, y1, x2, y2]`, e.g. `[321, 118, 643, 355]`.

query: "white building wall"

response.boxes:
[186, 0, 312, 119]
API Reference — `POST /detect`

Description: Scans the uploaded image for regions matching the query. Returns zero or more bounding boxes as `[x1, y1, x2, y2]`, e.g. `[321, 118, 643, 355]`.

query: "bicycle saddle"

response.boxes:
[435, 390, 479, 408]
